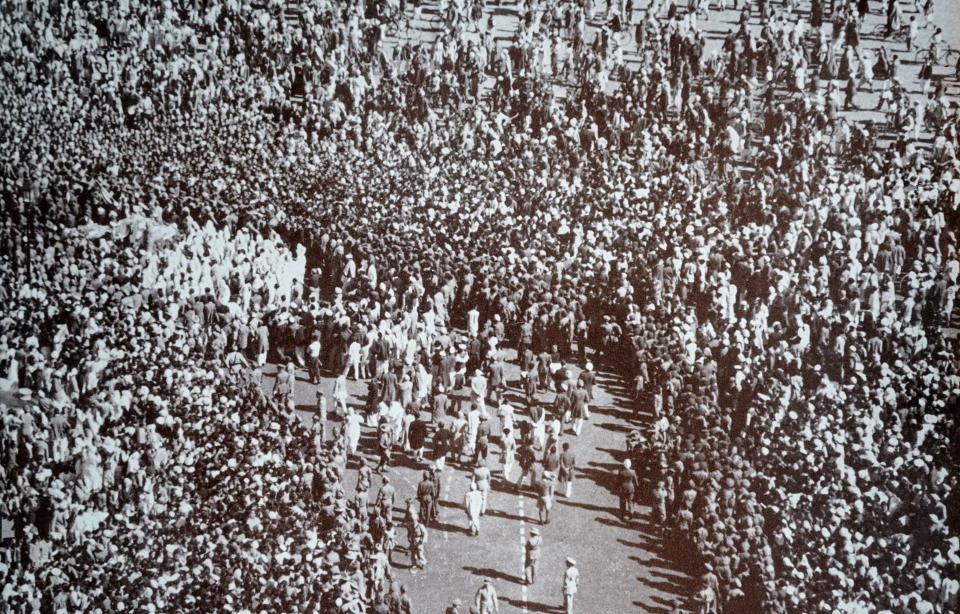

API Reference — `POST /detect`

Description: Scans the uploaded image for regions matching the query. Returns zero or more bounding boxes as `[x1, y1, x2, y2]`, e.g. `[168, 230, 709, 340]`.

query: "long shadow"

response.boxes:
[638, 574, 684, 594]
[501, 596, 558, 613]
[631, 600, 672, 614]
[649, 568, 693, 584]
[575, 466, 616, 494]
[595, 420, 633, 434]
[486, 508, 527, 523]
[594, 515, 643, 531]
[628, 554, 677, 572]
[490, 478, 521, 495]
[556, 498, 615, 514]
[618, 536, 659, 551]
[596, 447, 628, 462]
[462, 566, 521, 585]
[587, 459, 622, 472]
[432, 519, 471, 535]
[390, 453, 427, 471]
[589, 405, 638, 421]
[652, 593, 688, 609]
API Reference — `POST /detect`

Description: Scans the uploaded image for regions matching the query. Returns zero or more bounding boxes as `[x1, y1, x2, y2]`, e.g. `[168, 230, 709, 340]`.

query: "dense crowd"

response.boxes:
[1, 0, 958, 612]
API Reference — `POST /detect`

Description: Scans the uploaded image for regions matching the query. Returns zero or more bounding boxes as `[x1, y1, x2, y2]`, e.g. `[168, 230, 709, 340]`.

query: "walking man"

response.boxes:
[475, 578, 500, 614]
[617, 459, 638, 520]
[524, 528, 542, 585]
[536, 472, 553, 524]
[562, 558, 580, 614]
[473, 459, 492, 515]
[416, 471, 437, 526]
[411, 517, 428, 570]
[558, 442, 577, 498]
[516, 437, 537, 491]
[464, 481, 484, 535]
[571, 380, 589, 435]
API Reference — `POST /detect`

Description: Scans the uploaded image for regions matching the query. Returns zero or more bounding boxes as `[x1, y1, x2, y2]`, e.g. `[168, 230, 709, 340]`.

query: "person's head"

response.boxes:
[623, 459, 632, 469]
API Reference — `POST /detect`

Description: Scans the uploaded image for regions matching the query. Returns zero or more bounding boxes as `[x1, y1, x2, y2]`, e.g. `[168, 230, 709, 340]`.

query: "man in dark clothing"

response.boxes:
[416, 471, 437, 526]
[375, 475, 396, 512]
[516, 438, 538, 492]
[433, 422, 453, 470]
[617, 459, 639, 520]
[430, 466, 442, 523]
[475, 415, 491, 463]
[535, 474, 552, 524]
[577, 362, 596, 402]
[377, 426, 393, 473]
[409, 417, 429, 462]
[558, 442, 577, 497]
[542, 444, 560, 500]
[380, 368, 398, 404]
[487, 359, 505, 406]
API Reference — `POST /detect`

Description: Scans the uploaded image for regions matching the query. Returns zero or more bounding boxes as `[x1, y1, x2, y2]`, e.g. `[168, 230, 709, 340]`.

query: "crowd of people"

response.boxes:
[2, 0, 959, 612]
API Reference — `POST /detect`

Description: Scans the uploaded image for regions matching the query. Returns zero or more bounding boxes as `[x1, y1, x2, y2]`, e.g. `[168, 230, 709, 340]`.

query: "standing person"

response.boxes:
[500, 426, 516, 482]
[523, 368, 540, 409]
[464, 481, 484, 535]
[543, 444, 560, 500]
[496, 401, 514, 438]
[377, 422, 393, 472]
[346, 337, 363, 380]
[694, 576, 718, 614]
[561, 558, 580, 614]
[475, 414, 491, 463]
[571, 380, 589, 435]
[433, 384, 450, 423]
[416, 470, 437, 525]
[577, 362, 595, 408]
[411, 517, 428, 570]
[344, 406, 363, 457]
[558, 442, 577, 498]
[617, 459, 639, 520]
[376, 475, 396, 513]
[524, 528, 542, 585]
[474, 578, 499, 614]
[470, 368, 488, 410]
[467, 307, 481, 339]
[307, 333, 323, 383]
[516, 437, 537, 492]
[408, 414, 429, 462]
[653, 480, 669, 525]
[473, 459, 492, 515]
[272, 362, 296, 409]
[433, 421, 453, 470]
[429, 465, 442, 524]
[535, 472, 553, 524]
[333, 372, 349, 415]
[315, 389, 328, 446]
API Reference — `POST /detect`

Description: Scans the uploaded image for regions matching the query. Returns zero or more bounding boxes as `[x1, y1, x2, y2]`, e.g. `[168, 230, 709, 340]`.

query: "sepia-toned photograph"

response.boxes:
[1, 0, 958, 612]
